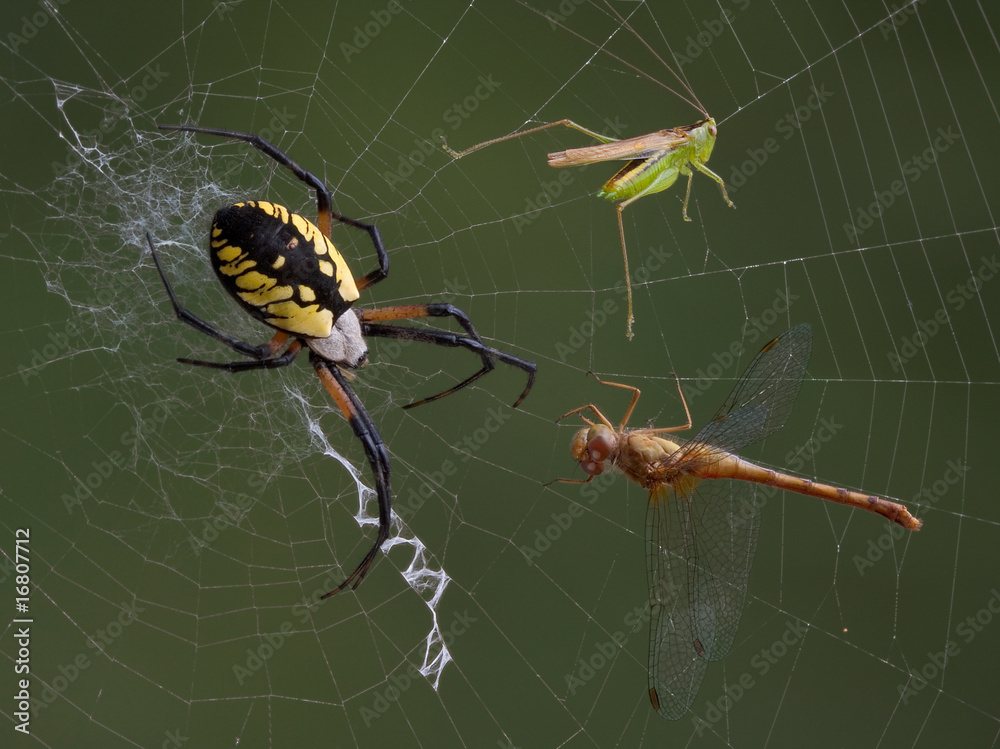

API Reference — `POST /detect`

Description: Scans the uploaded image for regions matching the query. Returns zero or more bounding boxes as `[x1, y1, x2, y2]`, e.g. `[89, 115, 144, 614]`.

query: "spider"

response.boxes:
[146, 124, 536, 598]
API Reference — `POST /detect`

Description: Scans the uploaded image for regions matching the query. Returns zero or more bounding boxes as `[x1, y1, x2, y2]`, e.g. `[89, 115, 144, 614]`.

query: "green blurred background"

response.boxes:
[3, 1, 999, 746]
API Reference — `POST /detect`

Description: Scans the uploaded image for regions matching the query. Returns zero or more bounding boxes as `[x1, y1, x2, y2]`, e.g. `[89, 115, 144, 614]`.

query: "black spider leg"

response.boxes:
[146, 233, 303, 371]
[158, 125, 390, 291]
[311, 352, 392, 598]
[361, 303, 536, 409]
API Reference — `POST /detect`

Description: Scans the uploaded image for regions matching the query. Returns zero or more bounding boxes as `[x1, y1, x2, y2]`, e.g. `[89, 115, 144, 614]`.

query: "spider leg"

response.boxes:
[157, 126, 390, 291]
[147, 232, 302, 370]
[179, 339, 303, 372]
[360, 303, 536, 409]
[311, 352, 392, 598]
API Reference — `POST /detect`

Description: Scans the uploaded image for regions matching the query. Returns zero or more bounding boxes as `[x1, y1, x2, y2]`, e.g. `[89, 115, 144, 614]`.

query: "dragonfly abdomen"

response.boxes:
[711, 458, 921, 530]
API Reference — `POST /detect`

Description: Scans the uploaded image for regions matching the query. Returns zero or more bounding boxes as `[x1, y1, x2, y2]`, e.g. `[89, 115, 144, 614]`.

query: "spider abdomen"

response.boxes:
[210, 201, 360, 338]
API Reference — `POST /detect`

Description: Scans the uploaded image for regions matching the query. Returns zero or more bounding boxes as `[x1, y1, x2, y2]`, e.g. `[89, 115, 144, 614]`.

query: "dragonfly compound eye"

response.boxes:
[587, 424, 617, 462]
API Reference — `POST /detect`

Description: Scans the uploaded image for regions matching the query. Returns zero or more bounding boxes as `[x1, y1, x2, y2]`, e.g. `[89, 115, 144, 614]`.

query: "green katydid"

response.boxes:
[442, 1, 735, 339]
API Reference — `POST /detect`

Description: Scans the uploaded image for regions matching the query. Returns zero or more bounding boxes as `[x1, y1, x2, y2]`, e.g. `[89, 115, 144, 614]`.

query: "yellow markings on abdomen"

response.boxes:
[243, 200, 291, 225]
[234, 270, 293, 306]
[210, 200, 361, 338]
[215, 243, 242, 262]
[216, 255, 256, 277]
[265, 301, 334, 338]
[318, 234, 358, 302]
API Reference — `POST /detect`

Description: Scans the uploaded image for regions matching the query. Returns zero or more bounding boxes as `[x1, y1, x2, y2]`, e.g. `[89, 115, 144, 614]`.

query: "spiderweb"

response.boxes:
[2, 0, 999, 746]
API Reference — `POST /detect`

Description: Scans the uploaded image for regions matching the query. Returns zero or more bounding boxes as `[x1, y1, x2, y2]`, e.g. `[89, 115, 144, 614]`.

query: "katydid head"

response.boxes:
[690, 117, 718, 162]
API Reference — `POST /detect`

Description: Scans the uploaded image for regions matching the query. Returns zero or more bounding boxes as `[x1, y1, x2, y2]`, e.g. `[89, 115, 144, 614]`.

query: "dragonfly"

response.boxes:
[442, 1, 736, 339]
[556, 324, 922, 719]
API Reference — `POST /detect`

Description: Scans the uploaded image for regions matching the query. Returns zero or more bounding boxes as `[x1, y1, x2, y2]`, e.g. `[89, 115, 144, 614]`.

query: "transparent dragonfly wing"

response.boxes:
[660, 323, 813, 474]
[647, 478, 761, 719]
[646, 484, 705, 719]
[686, 479, 761, 661]
[645, 326, 804, 718]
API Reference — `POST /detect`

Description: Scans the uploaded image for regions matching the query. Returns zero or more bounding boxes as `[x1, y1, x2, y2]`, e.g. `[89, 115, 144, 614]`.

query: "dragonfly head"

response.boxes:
[571, 423, 618, 476]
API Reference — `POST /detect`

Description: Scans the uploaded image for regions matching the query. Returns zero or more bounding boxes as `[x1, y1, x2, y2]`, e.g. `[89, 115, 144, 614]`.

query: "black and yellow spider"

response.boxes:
[147, 124, 536, 598]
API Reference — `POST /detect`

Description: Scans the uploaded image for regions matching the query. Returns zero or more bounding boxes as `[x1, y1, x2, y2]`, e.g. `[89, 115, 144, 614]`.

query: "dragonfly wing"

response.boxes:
[647, 478, 761, 719]
[687, 479, 761, 662]
[646, 483, 708, 719]
[646, 328, 800, 717]
[670, 324, 813, 468]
